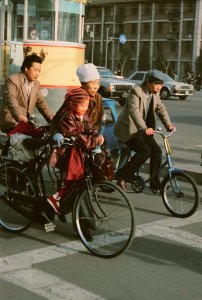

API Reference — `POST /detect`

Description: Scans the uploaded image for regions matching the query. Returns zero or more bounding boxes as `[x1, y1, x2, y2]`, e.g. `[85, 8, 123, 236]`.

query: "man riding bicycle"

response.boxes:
[114, 69, 176, 192]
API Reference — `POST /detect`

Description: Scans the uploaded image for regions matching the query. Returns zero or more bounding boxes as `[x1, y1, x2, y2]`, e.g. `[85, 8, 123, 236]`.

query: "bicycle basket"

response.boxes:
[90, 151, 114, 181]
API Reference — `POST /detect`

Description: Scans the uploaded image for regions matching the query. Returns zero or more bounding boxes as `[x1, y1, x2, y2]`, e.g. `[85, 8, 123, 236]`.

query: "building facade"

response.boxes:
[84, 0, 202, 78]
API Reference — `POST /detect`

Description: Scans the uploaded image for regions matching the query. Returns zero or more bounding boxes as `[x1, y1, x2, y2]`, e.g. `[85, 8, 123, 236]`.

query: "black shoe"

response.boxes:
[150, 184, 161, 194]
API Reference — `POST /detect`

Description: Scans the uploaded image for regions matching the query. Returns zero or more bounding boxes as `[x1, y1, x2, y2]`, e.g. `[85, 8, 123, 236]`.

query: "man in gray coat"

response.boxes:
[0, 54, 53, 133]
[114, 70, 176, 192]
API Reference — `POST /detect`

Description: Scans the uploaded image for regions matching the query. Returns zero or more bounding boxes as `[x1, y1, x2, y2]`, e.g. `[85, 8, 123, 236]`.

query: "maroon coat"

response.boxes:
[59, 111, 100, 150]
[59, 111, 100, 183]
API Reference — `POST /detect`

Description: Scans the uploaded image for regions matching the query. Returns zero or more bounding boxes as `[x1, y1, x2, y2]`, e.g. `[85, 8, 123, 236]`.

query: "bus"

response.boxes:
[0, 0, 88, 116]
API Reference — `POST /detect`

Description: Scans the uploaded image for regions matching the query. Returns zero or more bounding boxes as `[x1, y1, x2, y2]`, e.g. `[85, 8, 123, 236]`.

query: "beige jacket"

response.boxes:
[0, 72, 53, 131]
[114, 84, 172, 143]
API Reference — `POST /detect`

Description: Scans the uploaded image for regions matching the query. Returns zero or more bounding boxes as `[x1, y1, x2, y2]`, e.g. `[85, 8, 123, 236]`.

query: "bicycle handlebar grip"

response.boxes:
[53, 133, 64, 147]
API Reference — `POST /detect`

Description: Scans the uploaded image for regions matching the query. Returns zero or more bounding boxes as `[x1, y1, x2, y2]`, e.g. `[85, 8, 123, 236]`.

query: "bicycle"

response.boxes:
[0, 126, 135, 258]
[115, 129, 200, 218]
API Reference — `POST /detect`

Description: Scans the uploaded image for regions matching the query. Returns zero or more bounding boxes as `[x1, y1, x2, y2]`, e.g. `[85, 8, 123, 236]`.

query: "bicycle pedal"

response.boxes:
[44, 222, 56, 232]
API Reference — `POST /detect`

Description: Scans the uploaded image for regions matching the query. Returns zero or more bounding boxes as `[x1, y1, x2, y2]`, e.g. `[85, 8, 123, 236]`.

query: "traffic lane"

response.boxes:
[35, 239, 201, 300]
[0, 190, 201, 300]
[1, 214, 202, 300]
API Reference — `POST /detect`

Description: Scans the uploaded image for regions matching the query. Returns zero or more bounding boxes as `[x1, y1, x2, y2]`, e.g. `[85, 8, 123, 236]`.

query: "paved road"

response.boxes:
[0, 93, 202, 300]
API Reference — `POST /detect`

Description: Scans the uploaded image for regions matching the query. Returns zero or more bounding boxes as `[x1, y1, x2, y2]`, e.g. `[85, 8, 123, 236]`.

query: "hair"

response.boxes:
[21, 55, 42, 71]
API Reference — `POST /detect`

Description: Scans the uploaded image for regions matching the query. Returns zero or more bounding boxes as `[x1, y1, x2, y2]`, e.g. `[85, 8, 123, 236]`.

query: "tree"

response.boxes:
[155, 49, 171, 74]
[117, 43, 132, 76]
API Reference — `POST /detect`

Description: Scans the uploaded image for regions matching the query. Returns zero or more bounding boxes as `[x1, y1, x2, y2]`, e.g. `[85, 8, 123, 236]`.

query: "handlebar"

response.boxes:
[154, 128, 175, 139]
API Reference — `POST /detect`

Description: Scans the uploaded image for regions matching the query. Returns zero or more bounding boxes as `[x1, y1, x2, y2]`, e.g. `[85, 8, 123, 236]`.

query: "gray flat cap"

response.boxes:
[145, 69, 166, 82]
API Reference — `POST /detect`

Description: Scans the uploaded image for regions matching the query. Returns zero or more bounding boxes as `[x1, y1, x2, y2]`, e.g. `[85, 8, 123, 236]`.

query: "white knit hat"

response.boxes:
[76, 63, 100, 83]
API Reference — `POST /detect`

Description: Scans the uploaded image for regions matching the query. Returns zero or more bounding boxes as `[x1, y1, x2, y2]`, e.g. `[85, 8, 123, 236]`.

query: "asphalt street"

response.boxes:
[0, 93, 201, 300]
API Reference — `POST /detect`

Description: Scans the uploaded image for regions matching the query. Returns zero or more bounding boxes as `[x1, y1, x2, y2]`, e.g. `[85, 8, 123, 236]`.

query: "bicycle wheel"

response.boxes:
[0, 164, 34, 232]
[131, 175, 145, 193]
[162, 171, 199, 218]
[74, 180, 135, 258]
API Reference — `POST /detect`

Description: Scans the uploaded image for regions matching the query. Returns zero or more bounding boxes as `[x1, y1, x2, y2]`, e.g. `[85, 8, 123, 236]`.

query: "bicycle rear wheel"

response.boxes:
[74, 180, 135, 258]
[0, 164, 34, 232]
[162, 171, 199, 218]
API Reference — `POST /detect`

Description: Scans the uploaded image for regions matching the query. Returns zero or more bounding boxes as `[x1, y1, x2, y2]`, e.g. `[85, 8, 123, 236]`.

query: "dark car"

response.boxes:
[97, 66, 135, 106]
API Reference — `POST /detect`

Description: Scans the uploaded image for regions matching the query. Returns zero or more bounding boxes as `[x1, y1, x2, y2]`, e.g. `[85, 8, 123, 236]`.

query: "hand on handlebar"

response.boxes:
[53, 133, 64, 147]
[97, 135, 105, 145]
[18, 115, 28, 123]
[167, 125, 176, 132]
[145, 128, 154, 135]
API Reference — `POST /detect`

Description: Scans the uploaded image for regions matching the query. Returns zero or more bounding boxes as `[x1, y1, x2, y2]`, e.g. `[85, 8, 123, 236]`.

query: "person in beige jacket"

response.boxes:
[114, 70, 176, 192]
[0, 54, 53, 133]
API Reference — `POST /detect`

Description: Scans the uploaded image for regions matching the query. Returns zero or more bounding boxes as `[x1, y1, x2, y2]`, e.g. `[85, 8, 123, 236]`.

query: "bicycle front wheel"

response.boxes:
[162, 171, 199, 218]
[74, 180, 135, 258]
[0, 164, 34, 232]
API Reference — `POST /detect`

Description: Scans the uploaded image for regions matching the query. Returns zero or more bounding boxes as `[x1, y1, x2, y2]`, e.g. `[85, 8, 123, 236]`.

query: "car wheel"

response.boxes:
[98, 86, 107, 97]
[118, 98, 125, 106]
[160, 88, 170, 100]
[178, 96, 187, 100]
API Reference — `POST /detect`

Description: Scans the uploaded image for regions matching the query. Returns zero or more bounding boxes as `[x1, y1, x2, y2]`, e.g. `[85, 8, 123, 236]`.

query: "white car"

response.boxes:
[126, 71, 194, 100]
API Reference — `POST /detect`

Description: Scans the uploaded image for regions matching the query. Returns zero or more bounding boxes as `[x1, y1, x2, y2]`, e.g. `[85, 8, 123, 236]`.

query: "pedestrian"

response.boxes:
[114, 69, 176, 192]
[195, 74, 201, 91]
[47, 88, 105, 215]
[0, 54, 53, 133]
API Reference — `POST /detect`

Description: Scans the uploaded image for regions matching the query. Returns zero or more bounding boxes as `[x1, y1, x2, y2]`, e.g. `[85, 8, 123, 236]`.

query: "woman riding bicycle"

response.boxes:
[47, 88, 104, 214]
[114, 69, 176, 193]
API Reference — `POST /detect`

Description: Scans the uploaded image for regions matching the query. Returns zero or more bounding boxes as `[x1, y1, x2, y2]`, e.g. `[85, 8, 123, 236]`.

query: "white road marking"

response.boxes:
[0, 269, 105, 300]
[0, 210, 201, 299]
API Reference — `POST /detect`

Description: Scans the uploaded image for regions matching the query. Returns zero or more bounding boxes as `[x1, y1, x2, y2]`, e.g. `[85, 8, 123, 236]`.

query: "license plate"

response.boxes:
[185, 91, 189, 95]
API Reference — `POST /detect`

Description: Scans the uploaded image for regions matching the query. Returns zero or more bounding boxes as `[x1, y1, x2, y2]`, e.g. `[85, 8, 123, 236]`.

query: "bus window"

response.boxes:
[27, 0, 55, 41]
[57, 0, 81, 42]
[11, 0, 24, 42]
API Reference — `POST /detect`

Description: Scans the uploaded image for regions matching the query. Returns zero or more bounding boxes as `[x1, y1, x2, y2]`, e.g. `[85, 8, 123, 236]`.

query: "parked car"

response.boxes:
[126, 71, 194, 100]
[97, 66, 135, 106]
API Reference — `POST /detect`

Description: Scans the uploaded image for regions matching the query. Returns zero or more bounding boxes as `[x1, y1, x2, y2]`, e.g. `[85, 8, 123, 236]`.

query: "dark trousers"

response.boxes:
[119, 131, 162, 187]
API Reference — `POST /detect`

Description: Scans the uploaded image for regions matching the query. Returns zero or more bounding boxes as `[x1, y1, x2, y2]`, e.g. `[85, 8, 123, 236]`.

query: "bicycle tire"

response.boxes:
[73, 180, 135, 258]
[162, 171, 199, 218]
[131, 175, 145, 193]
[0, 164, 34, 232]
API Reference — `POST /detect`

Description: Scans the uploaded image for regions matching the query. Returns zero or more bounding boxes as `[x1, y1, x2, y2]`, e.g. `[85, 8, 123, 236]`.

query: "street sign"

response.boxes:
[119, 34, 127, 44]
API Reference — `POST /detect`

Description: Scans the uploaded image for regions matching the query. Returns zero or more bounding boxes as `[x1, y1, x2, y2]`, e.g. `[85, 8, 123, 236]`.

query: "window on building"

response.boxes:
[141, 23, 151, 37]
[170, 42, 177, 53]
[116, 5, 125, 22]
[129, 5, 139, 18]
[141, 3, 151, 19]
[131, 23, 137, 36]
[116, 24, 124, 35]
[94, 24, 101, 37]
[182, 21, 193, 38]
[105, 6, 113, 21]
[184, 1, 195, 18]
